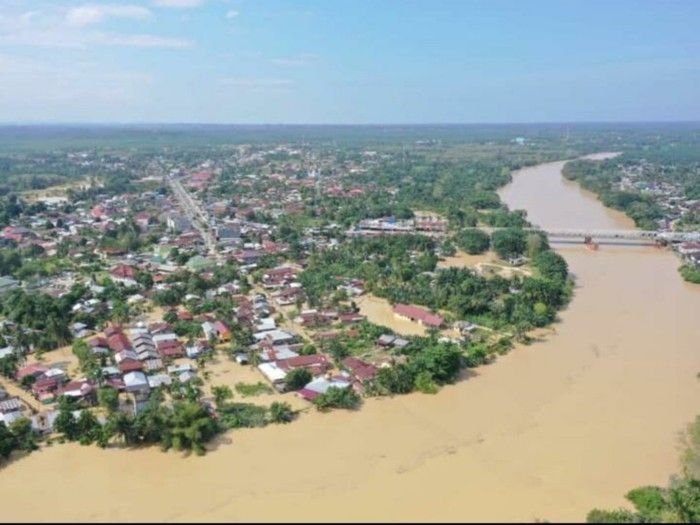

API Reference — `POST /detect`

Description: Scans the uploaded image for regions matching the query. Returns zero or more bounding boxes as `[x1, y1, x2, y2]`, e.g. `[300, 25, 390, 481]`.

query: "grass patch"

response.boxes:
[234, 381, 274, 397]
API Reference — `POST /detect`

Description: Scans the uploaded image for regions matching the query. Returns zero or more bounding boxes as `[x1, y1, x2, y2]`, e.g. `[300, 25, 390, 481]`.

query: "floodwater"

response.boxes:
[2, 155, 700, 522]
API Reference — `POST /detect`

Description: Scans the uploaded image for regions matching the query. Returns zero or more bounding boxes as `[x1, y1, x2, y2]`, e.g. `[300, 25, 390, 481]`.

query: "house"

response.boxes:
[31, 373, 66, 401]
[275, 354, 331, 376]
[57, 379, 96, 403]
[167, 363, 194, 375]
[107, 328, 132, 353]
[143, 358, 165, 372]
[167, 214, 192, 233]
[71, 322, 93, 339]
[261, 265, 299, 289]
[88, 337, 110, 356]
[257, 362, 288, 389]
[123, 371, 150, 394]
[110, 264, 138, 287]
[115, 350, 143, 373]
[255, 317, 276, 332]
[254, 329, 297, 346]
[393, 303, 444, 328]
[185, 341, 210, 359]
[342, 356, 378, 383]
[0, 397, 24, 425]
[0, 276, 20, 295]
[297, 375, 352, 401]
[147, 373, 172, 389]
[0, 346, 15, 360]
[338, 312, 365, 324]
[233, 249, 262, 265]
[16, 364, 49, 382]
[201, 321, 217, 342]
[30, 410, 60, 434]
[156, 339, 184, 359]
[376, 334, 396, 347]
[213, 321, 232, 342]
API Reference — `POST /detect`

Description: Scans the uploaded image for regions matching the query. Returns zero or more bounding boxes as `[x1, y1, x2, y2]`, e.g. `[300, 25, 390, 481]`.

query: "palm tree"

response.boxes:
[168, 401, 217, 456]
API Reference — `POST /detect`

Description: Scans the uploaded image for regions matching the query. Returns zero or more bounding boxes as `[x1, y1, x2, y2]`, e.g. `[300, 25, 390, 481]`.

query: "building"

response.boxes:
[393, 303, 444, 328]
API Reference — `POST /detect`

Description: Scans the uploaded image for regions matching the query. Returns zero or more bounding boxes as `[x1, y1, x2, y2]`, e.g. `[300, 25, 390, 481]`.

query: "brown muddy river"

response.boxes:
[1, 155, 699, 522]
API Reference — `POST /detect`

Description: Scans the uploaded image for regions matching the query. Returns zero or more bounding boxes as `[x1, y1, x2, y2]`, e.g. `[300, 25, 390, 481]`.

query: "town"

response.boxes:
[1, 134, 578, 458]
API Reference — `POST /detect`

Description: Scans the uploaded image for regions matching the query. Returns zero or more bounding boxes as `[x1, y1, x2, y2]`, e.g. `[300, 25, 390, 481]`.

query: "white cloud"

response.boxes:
[270, 53, 318, 67]
[225, 10, 239, 19]
[153, 0, 206, 8]
[220, 77, 294, 89]
[0, 8, 192, 49]
[93, 32, 193, 48]
[66, 4, 151, 27]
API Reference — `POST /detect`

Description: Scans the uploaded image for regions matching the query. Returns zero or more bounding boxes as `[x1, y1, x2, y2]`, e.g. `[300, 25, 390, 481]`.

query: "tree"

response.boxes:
[0, 421, 18, 460]
[97, 387, 119, 413]
[414, 371, 439, 394]
[268, 402, 295, 424]
[166, 401, 218, 456]
[491, 228, 527, 260]
[212, 385, 233, 408]
[163, 309, 178, 324]
[456, 229, 490, 255]
[54, 407, 79, 441]
[525, 231, 549, 258]
[76, 410, 101, 445]
[314, 386, 361, 411]
[0, 353, 20, 379]
[9, 417, 38, 452]
[285, 368, 312, 391]
[135, 271, 154, 290]
[681, 415, 700, 479]
[533, 250, 569, 282]
[108, 412, 137, 446]
[409, 342, 463, 384]
[375, 364, 416, 395]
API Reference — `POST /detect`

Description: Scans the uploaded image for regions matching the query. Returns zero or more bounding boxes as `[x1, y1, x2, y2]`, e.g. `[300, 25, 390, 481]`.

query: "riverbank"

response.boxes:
[558, 152, 700, 285]
[1, 156, 699, 522]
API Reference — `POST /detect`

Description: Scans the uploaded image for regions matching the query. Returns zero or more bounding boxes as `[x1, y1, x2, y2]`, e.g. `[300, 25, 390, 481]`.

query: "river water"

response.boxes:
[1, 156, 699, 522]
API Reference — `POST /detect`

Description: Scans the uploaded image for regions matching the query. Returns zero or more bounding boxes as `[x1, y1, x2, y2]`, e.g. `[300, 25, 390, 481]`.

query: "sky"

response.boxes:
[0, 0, 699, 124]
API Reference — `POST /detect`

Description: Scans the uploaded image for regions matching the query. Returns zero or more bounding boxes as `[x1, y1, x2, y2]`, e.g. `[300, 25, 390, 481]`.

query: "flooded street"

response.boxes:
[2, 156, 699, 522]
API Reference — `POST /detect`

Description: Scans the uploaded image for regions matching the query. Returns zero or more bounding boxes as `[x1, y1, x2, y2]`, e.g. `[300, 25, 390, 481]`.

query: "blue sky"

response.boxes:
[0, 0, 698, 123]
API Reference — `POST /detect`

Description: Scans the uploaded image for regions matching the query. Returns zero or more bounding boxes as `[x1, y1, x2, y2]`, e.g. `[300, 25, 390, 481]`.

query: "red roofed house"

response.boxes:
[276, 354, 330, 377]
[156, 339, 184, 359]
[107, 329, 132, 353]
[393, 303, 444, 328]
[118, 358, 143, 374]
[213, 320, 232, 342]
[342, 356, 378, 383]
[110, 264, 138, 287]
[16, 364, 48, 381]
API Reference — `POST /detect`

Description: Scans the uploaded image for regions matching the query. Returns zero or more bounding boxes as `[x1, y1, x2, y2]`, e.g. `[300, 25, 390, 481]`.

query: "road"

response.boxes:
[166, 175, 222, 261]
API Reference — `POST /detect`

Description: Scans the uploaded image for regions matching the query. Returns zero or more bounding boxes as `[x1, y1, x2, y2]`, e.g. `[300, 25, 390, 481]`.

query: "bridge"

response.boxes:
[478, 227, 700, 244]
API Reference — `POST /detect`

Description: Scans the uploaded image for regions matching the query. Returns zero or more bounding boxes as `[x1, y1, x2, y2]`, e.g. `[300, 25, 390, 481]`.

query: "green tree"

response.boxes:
[165, 401, 218, 456]
[414, 371, 439, 394]
[97, 387, 119, 413]
[9, 417, 38, 452]
[212, 385, 233, 408]
[285, 368, 312, 391]
[533, 250, 569, 282]
[0, 421, 18, 460]
[456, 229, 490, 254]
[314, 386, 361, 411]
[491, 228, 527, 260]
[268, 402, 295, 424]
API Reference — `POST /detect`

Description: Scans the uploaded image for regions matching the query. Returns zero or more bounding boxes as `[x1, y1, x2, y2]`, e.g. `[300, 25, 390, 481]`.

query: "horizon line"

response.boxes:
[2, 119, 700, 127]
